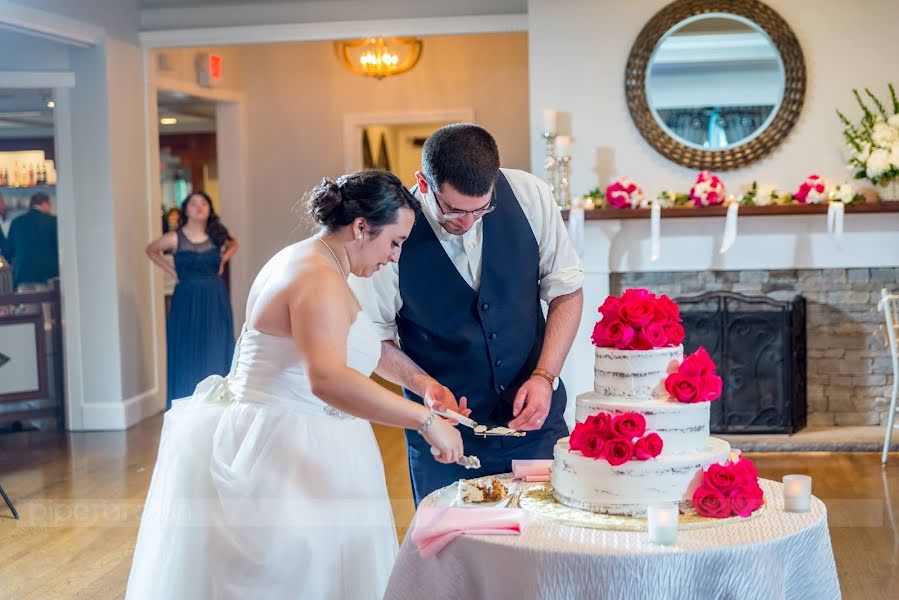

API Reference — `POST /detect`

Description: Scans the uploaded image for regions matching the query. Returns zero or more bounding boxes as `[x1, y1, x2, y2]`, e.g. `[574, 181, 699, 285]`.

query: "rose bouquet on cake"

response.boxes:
[664, 347, 723, 404]
[591, 289, 685, 351]
[692, 457, 764, 518]
[569, 411, 663, 466]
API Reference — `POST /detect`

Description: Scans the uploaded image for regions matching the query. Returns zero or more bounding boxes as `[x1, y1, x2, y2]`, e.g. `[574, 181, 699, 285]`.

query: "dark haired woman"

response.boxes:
[146, 191, 239, 406]
[127, 171, 465, 599]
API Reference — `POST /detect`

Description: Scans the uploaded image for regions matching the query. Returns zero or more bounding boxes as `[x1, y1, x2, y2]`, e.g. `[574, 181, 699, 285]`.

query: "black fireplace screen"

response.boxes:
[674, 291, 807, 434]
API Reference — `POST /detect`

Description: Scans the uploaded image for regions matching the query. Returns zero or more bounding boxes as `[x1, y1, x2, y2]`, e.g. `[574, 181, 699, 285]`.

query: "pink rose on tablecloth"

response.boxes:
[634, 432, 664, 460]
[611, 412, 647, 439]
[727, 484, 764, 517]
[705, 463, 738, 493]
[606, 178, 644, 209]
[794, 174, 828, 204]
[604, 437, 635, 466]
[733, 456, 760, 481]
[693, 484, 732, 518]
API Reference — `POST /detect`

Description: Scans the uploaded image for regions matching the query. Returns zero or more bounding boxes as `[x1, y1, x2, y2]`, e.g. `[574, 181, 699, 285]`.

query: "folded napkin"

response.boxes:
[512, 459, 552, 482]
[411, 507, 527, 558]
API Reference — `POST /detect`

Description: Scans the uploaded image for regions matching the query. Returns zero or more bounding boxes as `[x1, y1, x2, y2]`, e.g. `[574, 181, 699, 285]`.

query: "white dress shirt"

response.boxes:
[350, 168, 584, 341]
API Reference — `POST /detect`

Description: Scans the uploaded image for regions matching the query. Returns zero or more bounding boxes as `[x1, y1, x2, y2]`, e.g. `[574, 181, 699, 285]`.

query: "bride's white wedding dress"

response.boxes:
[126, 311, 398, 599]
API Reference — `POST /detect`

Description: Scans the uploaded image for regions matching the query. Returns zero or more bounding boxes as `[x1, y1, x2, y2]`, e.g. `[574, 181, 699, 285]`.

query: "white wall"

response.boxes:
[528, 0, 899, 197]
[0, 29, 70, 69]
[238, 32, 530, 277]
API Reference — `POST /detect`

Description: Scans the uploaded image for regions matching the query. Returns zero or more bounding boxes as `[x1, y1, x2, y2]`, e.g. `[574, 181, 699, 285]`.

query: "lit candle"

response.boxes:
[542, 109, 558, 136]
[729, 449, 742, 464]
[556, 135, 571, 157]
[647, 504, 679, 545]
[782, 475, 812, 513]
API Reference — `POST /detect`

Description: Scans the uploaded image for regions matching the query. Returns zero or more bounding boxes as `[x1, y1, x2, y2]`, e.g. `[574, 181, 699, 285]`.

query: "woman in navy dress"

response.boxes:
[146, 191, 238, 407]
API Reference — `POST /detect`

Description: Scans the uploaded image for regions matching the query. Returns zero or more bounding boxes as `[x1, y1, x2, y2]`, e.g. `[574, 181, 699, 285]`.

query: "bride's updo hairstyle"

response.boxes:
[308, 170, 420, 235]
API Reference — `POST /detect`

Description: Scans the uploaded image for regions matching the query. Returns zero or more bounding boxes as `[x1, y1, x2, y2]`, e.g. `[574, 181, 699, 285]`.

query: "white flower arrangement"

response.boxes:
[837, 84, 899, 184]
[829, 182, 861, 204]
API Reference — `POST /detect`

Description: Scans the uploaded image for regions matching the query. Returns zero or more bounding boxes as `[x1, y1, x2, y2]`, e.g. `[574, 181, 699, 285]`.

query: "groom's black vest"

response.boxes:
[396, 172, 567, 463]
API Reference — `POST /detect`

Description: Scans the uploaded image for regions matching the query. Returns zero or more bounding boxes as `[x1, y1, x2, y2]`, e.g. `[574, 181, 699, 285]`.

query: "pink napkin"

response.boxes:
[512, 459, 552, 482]
[411, 507, 527, 558]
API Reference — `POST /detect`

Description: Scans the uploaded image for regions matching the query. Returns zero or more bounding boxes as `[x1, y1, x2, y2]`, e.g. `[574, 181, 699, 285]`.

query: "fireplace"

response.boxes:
[673, 291, 807, 434]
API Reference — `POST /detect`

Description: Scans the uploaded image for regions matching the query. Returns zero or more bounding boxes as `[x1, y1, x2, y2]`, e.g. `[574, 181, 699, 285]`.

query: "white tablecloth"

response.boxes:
[385, 478, 840, 600]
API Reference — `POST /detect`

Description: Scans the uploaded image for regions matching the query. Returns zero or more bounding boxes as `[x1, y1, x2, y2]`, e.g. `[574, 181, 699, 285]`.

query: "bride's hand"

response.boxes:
[423, 417, 464, 464]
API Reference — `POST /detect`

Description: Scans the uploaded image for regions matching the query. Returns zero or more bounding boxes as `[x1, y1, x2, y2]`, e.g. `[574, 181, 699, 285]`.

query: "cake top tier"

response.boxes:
[591, 288, 685, 351]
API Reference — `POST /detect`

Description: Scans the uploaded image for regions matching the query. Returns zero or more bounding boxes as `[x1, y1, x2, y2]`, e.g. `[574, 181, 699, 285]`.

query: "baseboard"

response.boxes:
[77, 389, 163, 431]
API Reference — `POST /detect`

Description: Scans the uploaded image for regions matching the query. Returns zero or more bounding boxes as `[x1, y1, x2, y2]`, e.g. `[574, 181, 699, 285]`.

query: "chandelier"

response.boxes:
[334, 37, 423, 80]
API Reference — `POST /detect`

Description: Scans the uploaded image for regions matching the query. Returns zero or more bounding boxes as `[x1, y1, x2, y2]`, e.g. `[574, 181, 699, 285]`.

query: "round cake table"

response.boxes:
[384, 478, 841, 600]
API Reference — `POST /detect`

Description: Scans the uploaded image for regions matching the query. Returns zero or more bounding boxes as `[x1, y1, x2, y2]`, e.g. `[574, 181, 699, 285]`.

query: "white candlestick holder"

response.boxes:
[647, 504, 679, 545]
[782, 475, 812, 513]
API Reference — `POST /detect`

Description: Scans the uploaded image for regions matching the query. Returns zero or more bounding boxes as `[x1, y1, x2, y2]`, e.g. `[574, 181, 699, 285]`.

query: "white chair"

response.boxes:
[878, 289, 899, 465]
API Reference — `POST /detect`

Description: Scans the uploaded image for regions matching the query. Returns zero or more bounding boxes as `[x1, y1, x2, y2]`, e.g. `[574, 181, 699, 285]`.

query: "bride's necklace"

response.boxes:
[318, 237, 362, 309]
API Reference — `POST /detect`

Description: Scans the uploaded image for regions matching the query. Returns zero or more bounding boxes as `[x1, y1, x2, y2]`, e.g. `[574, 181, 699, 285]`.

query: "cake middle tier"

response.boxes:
[594, 345, 683, 398]
[576, 391, 710, 455]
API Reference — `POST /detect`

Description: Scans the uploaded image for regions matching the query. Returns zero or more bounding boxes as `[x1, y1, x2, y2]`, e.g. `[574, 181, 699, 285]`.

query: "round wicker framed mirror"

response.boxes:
[625, 0, 805, 170]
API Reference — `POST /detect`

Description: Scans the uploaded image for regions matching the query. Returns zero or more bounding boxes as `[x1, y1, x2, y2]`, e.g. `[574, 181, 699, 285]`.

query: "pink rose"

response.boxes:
[654, 294, 681, 323]
[664, 372, 701, 403]
[705, 463, 738, 493]
[598, 296, 622, 321]
[606, 179, 643, 209]
[727, 483, 764, 517]
[611, 412, 646, 439]
[693, 484, 732, 518]
[619, 298, 655, 328]
[640, 321, 668, 348]
[733, 457, 760, 481]
[592, 319, 636, 349]
[795, 175, 828, 204]
[662, 322, 685, 346]
[584, 413, 612, 437]
[604, 437, 635, 466]
[579, 430, 606, 459]
[679, 347, 716, 378]
[702, 373, 723, 402]
[634, 432, 663, 460]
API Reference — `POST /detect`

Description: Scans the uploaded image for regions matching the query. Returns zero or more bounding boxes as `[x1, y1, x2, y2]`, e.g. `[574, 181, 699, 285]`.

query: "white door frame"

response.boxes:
[0, 71, 83, 429]
[342, 108, 476, 173]
[143, 60, 250, 412]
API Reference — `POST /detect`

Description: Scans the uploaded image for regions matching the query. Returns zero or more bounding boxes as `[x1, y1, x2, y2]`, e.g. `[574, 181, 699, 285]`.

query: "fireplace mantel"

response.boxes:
[558, 208, 899, 428]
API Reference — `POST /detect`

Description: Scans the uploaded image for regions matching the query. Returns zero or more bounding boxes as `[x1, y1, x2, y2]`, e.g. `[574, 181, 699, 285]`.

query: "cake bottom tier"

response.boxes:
[551, 436, 731, 516]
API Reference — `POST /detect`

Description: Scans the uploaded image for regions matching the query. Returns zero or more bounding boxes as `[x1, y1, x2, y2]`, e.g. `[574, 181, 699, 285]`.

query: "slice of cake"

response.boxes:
[551, 289, 732, 516]
[459, 477, 508, 504]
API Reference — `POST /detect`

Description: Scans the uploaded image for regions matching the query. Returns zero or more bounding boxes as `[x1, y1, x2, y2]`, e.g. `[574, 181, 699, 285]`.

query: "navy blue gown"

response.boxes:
[166, 230, 234, 407]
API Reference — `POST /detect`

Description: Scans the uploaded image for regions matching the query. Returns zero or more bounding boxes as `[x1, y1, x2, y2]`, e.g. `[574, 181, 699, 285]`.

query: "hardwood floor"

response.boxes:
[1, 416, 897, 599]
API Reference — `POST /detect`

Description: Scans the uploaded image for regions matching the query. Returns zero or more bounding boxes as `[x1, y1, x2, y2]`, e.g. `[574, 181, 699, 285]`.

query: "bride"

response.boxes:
[126, 170, 465, 599]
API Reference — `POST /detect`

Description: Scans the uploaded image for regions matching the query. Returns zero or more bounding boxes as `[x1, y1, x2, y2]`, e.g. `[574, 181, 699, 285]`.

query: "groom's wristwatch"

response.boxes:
[531, 368, 559, 391]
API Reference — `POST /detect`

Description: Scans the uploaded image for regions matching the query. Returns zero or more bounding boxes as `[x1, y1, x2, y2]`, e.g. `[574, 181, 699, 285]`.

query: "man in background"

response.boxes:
[6, 192, 59, 291]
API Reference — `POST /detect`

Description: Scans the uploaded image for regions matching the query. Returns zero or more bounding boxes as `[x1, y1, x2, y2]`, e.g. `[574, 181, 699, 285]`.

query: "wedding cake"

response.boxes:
[551, 290, 732, 516]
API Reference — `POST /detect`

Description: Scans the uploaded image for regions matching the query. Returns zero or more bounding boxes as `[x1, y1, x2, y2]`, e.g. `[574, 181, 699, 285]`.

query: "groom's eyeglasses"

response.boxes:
[433, 187, 497, 220]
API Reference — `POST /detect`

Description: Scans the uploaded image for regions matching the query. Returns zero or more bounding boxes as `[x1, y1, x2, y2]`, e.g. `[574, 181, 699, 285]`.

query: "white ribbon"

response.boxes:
[826, 201, 845, 237]
[567, 203, 585, 258]
[720, 202, 739, 253]
[650, 199, 661, 262]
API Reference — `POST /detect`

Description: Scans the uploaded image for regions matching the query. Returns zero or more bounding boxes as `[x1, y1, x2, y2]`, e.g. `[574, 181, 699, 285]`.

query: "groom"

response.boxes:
[354, 124, 584, 505]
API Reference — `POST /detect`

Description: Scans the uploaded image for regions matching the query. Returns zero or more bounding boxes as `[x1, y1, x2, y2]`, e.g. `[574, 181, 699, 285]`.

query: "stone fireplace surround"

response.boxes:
[559, 211, 899, 430]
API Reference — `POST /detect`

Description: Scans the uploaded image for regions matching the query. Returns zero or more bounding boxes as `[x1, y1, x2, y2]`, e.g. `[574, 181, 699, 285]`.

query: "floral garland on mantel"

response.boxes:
[579, 171, 867, 211]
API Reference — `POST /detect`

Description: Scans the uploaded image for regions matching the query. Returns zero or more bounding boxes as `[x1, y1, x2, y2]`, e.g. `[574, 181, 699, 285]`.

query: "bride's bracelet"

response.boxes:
[417, 409, 437, 435]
